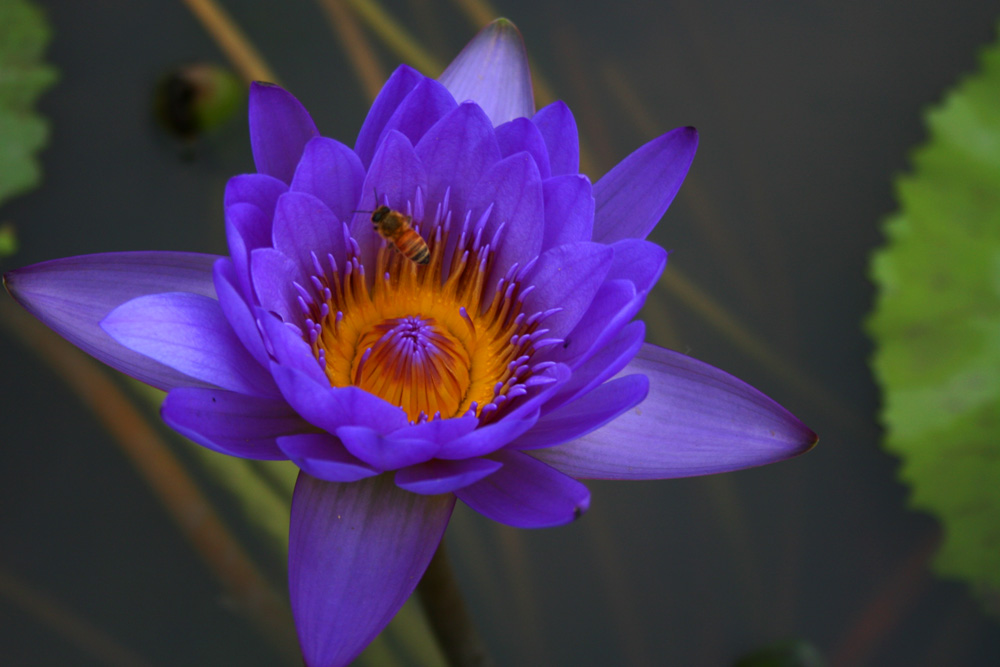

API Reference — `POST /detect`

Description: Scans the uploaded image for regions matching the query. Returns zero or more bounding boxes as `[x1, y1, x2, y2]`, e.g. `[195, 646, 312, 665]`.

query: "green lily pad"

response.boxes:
[0, 0, 57, 208]
[869, 24, 1000, 615]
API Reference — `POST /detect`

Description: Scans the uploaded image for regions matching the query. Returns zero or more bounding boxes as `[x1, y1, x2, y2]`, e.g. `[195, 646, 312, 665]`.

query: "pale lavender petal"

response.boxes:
[540, 174, 594, 253]
[439, 19, 533, 126]
[162, 387, 303, 460]
[270, 363, 409, 436]
[607, 239, 668, 295]
[249, 82, 319, 184]
[289, 473, 454, 667]
[355, 65, 424, 168]
[101, 292, 278, 397]
[511, 374, 648, 450]
[4, 252, 219, 391]
[534, 343, 818, 479]
[455, 449, 589, 528]
[496, 117, 551, 179]
[532, 101, 579, 176]
[593, 126, 698, 243]
[395, 457, 502, 495]
[224, 173, 288, 216]
[272, 191, 346, 275]
[336, 426, 439, 471]
[414, 102, 501, 216]
[213, 259, 270, 367]
[278, 433, 379, 482]
[290, 137, 365, 224]
[521, 242, 613, 339]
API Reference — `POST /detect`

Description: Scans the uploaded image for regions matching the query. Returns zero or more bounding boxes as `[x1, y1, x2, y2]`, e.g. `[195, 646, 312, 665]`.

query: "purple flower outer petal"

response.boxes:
[336, 426, 440, 471]
[213, 259, 270, 367]
[289, 472, 455, 667]
[277, 433, 379, 482]
[395, 457, 503, 495]
[438, 19, 533, 126]
[414, 102, 501, 219]
[607, 239, 668, 295]
[552, 279, 637, 364]
[377, 77, 458, 152]
[355, 65, 424, 168]
[162, 387, 304, 460]
[455, 449, 589, 528]
[521, 242, 613, 340]
[532, 101, 579, 177]
[290, 137, 366, 224]
[249, 82, 319, 184]
[353, 130, 429, 266]
[250, 248, 303, 325]
[510, 373, 649, 451]
[546, 320, 645, 409]
[534, 343, 818, 479]
[270, 363, 409, 436]
[436, 363, 571, 460]
[496, 117, 552, 179]
[593, 126, 698, 243]
[468, 151, 544, 291]
[540, 174, 594, 253]
[272, 191, 346, 277]
[388, 414, 479, 445]
[101, 292, 279, 397]
[225, 203, 268, 302]
[256, 312, 328, 385]
[3, 252, 219, 392]
[224, 173, 288, 216]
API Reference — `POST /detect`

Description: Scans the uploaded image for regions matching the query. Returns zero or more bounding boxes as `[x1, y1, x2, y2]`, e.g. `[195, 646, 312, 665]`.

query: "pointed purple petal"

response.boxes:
[213, 259, 270, 367]
[553, 279, 639, 365]
[547, 320, 645, 407]
[278, 433, 380, 482]
[532, 101, 579, 176]
[512, 374, 648, 450]
[378, 77, 458, 148]
[388, 414, 479, 446]
[592, 126, 698, 243]
[534, 343, 818, 479]
[257, 311, 328, 385]
[336, 426, 439, 471]
[355, 65, 424, 168]
[455, 449, 589, 528]
[290, 137, 365, 224]
[496, 117, 551, 179]
[272, 191, 346, 275]
[540, 174, 594, 253]
[395, 457, 503, 495]
[224, 173, 288, 216]
[162, 387, 304, 460]
[289, 473, 454, 667]
[101, 292, 278, 396]
[521, 242, 613, 339]
[439, 19, 533, 126]
[250, 248, 303, 324]
[4, 252, 219, 391]
[607, 239, 668, 295]
[249, 82, 319, 184]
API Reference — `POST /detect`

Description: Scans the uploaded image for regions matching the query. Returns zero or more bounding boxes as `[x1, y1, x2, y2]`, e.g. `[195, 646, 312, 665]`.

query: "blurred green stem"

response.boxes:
[417, 543, 494, 667]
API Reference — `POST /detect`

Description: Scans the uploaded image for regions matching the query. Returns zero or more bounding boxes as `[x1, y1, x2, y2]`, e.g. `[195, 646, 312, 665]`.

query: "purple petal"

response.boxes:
[272, 191, 346, 275]
[414, 102, 501, 217]
[540, 174, 594, 253]
[388, 414, 479, 446]
[548, 320, 645, 407]
[511, 374, 649, 450]
[101, 292, 279, 397]
[395, 457, 502, 495]
[355, 65, 424, 168]
[248, 82, 319, 184]
[213, 259, 270, 367]
[257, 311, 327, 385]
[607, 239, 668, 295]
[455, 449, 589, 527]
[289, 472, 454, 667]
[225, 202, 271, 302]
[250, 248, 302, 324]
[270, 363, 409, 436]
[336, 426, 440, 471]
[592, 126, 698, 243]
[532, 101, 579, 176]
[162, 387, 304, 460]
[278, 433, 379, 482]
[4, 252, 219, 391]
[534, 343, 818, 479]
[521, 242, 613, 340]
[378, 77, 458, 149]
[290, 137, 365, 224]
[224, 173, 288, 216]
[553, 279, 639, 364]
[496, 117, 551, 179]
[439, 19, 534, 126]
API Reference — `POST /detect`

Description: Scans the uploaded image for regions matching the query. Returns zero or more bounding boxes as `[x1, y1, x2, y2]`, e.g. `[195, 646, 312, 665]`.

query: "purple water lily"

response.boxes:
[4, 19, 815, 667]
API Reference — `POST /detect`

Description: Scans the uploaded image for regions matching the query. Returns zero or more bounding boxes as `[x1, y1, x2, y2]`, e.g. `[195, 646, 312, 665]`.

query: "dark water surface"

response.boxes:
[3, 1, 1000, 665]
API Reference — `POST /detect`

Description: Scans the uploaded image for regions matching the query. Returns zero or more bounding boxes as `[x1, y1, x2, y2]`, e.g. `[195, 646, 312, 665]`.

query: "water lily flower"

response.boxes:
[4, 18, 816, 667]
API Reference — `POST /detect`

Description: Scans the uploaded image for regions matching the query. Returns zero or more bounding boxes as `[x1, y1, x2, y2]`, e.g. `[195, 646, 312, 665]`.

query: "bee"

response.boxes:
[369, 204, 431, 265]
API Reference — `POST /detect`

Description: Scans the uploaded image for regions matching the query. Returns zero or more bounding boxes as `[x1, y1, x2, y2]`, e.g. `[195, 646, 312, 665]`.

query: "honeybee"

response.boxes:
[370, 204, 431, 265]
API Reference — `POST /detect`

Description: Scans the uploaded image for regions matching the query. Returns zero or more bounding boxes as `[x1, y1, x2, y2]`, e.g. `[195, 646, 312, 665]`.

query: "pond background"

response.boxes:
[2, 0, 1000, 665]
